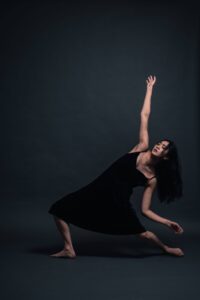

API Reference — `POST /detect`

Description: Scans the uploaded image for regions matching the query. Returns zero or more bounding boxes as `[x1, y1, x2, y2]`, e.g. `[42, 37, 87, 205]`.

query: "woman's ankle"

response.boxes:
[163, 245, 171, 252]
[64, 244, 73, 250]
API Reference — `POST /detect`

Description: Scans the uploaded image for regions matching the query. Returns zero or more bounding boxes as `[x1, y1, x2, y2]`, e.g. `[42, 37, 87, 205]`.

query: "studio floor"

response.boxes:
[1, 201, 199, 300]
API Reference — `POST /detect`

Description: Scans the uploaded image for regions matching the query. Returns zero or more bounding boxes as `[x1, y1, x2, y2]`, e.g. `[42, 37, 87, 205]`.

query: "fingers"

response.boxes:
[170, 221, 184, 234]
[175, 227, 183, 234]
[179, 226, 184, 234]
[173, 223, 184, 234]
[146, 75, 156, 85]
[175, 229, 184, 234]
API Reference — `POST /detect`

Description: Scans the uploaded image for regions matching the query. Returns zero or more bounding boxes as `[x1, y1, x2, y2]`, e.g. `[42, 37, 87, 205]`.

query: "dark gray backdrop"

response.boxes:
[1, 2, 200, 300]
[1, 0, 199, 217]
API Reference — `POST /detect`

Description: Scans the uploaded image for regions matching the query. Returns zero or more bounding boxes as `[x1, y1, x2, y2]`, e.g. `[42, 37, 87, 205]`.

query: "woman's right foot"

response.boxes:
[164, 246, 184, 257]
[50, 246, 76, 258]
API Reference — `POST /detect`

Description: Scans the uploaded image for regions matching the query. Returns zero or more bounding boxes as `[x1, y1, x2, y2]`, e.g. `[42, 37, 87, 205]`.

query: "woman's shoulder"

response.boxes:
[128, 143, 149, 153]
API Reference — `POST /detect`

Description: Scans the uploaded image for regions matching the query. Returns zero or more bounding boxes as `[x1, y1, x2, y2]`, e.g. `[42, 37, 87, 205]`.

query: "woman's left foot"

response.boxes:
[164, 246, 184, 257]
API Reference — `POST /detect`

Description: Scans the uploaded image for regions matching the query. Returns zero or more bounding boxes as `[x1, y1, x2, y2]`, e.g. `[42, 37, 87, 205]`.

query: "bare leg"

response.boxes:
[138, 231, 184, 257]
[50, 216, 76, 258]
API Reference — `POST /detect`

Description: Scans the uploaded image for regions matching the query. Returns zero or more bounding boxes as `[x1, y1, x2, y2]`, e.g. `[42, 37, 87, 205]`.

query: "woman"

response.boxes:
[48, 75, 184, 258]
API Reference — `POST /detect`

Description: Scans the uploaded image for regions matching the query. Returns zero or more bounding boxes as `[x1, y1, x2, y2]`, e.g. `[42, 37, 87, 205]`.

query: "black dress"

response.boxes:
[48, 151, 154, 235]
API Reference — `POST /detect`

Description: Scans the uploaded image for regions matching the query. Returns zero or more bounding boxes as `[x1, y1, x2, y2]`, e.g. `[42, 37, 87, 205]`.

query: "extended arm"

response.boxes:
[141, 178, 169, 226]
[129, 75, 156, 152]
[140, 75, 156, 116]
[139, 75, 156, 145]
[141, 178, 184, 233]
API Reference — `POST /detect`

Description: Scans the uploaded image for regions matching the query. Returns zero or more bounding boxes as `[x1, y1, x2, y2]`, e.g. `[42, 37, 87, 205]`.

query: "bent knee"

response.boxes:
[139, 230, 154, 239]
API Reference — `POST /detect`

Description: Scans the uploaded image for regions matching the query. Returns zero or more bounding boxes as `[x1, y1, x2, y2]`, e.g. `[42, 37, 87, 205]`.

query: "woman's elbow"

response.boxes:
[141, 209, 150, 217]
[140, 111, 150, 118]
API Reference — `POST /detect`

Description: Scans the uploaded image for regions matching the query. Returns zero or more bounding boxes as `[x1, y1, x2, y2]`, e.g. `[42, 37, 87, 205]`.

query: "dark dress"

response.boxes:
[48, 151, 154, 235]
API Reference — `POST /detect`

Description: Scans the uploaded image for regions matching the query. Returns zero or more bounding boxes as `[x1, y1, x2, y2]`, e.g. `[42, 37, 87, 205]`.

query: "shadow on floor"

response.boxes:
[28, 242, 167, 259]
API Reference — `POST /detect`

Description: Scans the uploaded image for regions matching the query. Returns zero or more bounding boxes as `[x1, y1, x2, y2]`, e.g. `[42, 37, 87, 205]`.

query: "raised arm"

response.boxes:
[141, 75, 156, 116]
[139, 75, 156, 144]
[129, 75, 156, 153]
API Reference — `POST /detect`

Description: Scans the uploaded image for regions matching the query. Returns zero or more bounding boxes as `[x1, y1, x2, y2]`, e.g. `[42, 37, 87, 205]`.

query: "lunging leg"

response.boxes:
[50, 216, 76, 258]
[138, 230, 184, 257]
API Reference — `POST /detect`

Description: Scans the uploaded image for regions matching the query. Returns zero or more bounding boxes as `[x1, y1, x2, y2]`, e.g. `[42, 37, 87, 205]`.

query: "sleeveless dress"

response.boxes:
[48, 151, 155, 235]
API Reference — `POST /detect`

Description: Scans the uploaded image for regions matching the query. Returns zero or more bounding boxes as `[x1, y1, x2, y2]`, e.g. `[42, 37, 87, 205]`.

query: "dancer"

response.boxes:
[48, 75, 184, 258]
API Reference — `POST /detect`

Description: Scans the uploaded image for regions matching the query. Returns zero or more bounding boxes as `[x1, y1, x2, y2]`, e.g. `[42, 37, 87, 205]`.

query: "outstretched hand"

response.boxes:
[146, 75, 156, 90]
[167, 220, 184, 234]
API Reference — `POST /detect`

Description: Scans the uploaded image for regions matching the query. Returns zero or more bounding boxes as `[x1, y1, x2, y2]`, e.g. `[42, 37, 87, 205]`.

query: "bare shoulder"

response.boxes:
[128, 143, 149, 153]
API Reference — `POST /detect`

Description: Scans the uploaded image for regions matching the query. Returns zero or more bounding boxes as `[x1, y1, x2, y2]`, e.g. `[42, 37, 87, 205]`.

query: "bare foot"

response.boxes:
[164, 246, 184, 257]
[50, 246, 76, 258]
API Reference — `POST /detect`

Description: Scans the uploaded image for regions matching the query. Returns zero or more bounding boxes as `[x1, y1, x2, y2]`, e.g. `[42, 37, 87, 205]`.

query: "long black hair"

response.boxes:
[154, 139, 183, 203]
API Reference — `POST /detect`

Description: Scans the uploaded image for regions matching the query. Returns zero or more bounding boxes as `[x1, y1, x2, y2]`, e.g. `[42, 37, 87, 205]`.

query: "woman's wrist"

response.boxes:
[146, 87, 153, 93]
[163, 219, 171, 227]
[145, 75, 156, 92]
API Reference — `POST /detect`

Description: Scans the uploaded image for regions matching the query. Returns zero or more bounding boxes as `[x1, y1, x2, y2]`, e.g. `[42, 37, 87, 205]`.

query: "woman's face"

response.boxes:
[152, 140, 170, 159]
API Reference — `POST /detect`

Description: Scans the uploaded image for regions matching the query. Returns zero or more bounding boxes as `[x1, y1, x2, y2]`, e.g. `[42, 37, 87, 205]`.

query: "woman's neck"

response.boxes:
[144, 150, 160, 167]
